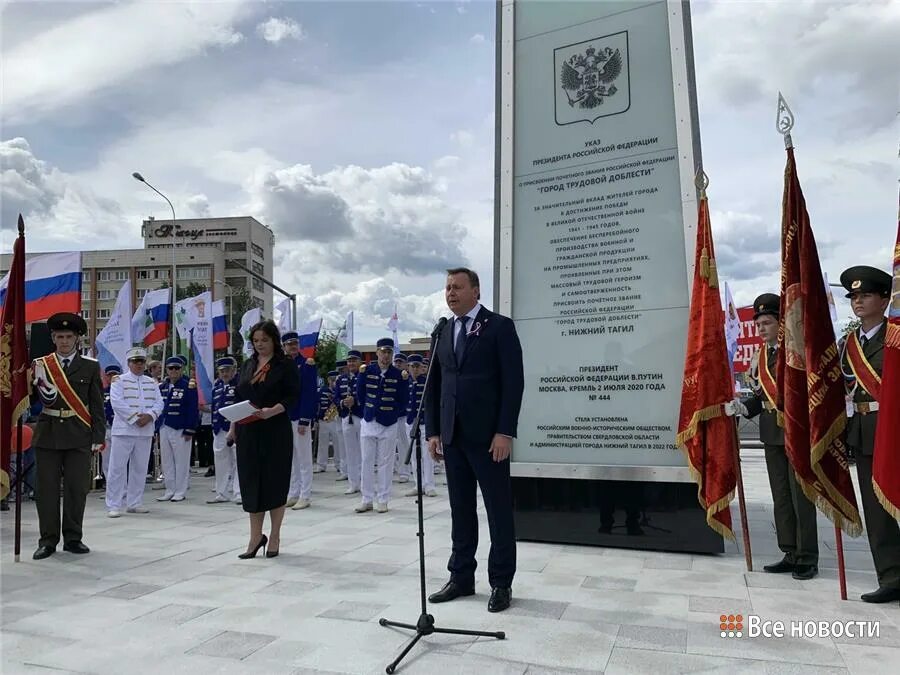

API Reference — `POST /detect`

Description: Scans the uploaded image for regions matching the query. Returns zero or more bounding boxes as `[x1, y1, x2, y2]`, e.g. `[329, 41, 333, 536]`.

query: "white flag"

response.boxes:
[387, 304, 399, 355]
[275, 298, 293, 334]
[723, 282, 740, 370]
[95, 280, 132, 372]
[336, 310, 353, 360]
[240, 307, 262, 358]
[184, 291, 213, 404]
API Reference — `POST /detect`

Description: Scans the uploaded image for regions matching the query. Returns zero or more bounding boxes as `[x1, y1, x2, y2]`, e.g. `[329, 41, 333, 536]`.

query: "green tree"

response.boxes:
[314, 331, 339, 378]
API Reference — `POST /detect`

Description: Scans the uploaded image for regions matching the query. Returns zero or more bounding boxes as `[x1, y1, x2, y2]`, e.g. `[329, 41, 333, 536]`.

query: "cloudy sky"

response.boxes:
[2, 0, 897, 341]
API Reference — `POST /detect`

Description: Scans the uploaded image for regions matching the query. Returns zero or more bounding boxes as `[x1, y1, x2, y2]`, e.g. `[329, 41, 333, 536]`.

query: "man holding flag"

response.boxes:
[839, 265, 900, 603]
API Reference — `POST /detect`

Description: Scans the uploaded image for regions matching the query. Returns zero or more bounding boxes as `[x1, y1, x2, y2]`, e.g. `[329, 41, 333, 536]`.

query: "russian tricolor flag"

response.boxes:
[212, 299, 229, 350]
[299, 318, 322, 359]
[131, 288, 170, 347]
[0, 251, 81, 323]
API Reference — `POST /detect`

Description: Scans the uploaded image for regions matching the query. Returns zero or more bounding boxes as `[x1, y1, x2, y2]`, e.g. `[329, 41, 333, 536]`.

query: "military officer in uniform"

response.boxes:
[732, 293, 819, 580]
[102, 364, 122, 484]
[157, 356, 198, 502]
[355, 338, 409, 513]
[839, 266, 900, 603]
[281, 331, 319, 510]
[106, 347, 164, 517]
[31, 312, 106, 560]
[316, 370, 343, 474]
[337, 350, 364, 495]
[208, 356, 241, 504]
[404, 354, 437, 498]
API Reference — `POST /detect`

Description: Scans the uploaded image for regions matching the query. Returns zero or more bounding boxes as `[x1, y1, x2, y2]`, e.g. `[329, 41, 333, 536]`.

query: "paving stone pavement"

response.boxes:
[2, 448, 899, 674]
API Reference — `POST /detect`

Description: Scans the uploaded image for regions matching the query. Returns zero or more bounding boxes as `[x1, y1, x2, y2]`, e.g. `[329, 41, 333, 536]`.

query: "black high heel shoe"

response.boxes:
[238, 534, 268, 559]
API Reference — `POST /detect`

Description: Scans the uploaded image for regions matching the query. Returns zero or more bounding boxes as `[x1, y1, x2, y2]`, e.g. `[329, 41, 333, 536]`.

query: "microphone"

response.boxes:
[431, 316, 448, 339]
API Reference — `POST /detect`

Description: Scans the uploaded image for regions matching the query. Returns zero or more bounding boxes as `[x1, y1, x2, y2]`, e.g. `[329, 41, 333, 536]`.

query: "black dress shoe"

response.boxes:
[861, 586, 900, 603]
[763, 558, 795, 574]
[488, 587, 512, 613]
[33, 545, 55, 560]
[428, 580, 475, 603]
[792, 564, 818, 580]
[63, 541, 90, 554]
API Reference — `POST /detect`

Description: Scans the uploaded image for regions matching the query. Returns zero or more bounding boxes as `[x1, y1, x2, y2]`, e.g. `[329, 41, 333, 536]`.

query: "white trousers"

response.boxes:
[288, 424, 314, 500]
[103, 429, 112, 475]
[395, 421, 411, 477]
[341, 416, 362, 490]
[212, 430, 240, 499]
[318, 419, 342, 471]
[361, 421, 397, 505]
[106, 435, 152, 511]
[407, 422, 436, 491]
[159, 426, 192, 499]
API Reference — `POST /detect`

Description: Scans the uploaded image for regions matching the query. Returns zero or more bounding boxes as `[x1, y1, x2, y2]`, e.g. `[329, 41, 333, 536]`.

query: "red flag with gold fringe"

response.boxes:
[872, 210, 900, 518]
[776, 148, 862, 536]
[676, 192, 737, 540]
[1, 216, 30, 501]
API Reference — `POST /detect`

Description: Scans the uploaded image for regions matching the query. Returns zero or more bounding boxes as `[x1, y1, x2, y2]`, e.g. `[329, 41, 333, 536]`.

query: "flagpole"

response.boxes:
[731, 419, 753, 571]
[777, 92, 848, 599]
[14, 419, 23, 562]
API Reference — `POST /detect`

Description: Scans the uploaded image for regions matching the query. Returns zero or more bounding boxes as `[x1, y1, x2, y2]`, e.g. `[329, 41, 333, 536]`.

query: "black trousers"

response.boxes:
[856, 453, 900, 589]
[764, 443, 818, 566]
[34, 446, 91, 548]
[443, 431, 516, 589]
[195, 425, 214, 467]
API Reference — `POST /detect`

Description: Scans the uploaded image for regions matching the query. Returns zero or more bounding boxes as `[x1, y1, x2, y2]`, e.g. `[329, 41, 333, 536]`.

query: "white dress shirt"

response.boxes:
[110, 370, 164, 437]
[452, 302, 482, 350]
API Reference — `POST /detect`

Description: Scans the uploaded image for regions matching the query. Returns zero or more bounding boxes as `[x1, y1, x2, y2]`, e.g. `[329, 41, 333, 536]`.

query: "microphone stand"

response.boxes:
[378, 319, 505, 674]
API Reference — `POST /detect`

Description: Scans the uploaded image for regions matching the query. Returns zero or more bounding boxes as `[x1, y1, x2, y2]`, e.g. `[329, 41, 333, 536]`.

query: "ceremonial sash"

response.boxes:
[757, 347, 778, 410]
[846, 332, 881, 401]
[40, 355, 92, 429]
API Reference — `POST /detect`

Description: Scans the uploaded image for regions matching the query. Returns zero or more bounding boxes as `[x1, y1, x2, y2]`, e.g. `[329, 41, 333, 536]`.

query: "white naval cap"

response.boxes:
[126, 347, 148, 361]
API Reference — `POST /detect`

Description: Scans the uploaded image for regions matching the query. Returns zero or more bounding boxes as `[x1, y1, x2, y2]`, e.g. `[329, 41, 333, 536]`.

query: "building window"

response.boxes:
[226, 276, 247, 289]
[251, 260, 264, 276]
[154, 269, 169, 280]
[81, 290, 91, 302]
[252, 278, 264, 292]
[225, 242, 247, 252]
[82, 271, 92, 282]
[97, 290, 116, 300]
[114, 270, 129, 281]
[177, 266, 209, 280]
[225, 259, 247, 270]
[136, 288, 149, 300]
[81, 309, 91, 320]
[97, 271, 111, 281]
[137, 270, 150, 280]
[96, 309, 111, 319]
[251, 242, 264, 259]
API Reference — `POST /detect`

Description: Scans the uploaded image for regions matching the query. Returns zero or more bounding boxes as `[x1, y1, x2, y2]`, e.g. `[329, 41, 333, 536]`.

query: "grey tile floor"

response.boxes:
[2, 448, 898, 674]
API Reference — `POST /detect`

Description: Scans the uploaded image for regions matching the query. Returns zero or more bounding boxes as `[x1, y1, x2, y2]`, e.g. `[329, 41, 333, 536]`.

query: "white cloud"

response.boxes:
[1, 1, 251, 123]
[450, 130, 476, 148]
[185, 194, 211, 218]
[469, 33, 486, 44]
[256, 17, 305, 44]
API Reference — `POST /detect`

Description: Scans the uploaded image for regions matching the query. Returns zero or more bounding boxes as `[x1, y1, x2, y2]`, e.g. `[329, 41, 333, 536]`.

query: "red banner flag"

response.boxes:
[676, 193, 737, 540]
[872, 209, 900, 518]
[1, 216, 31, 501]
[776, 148, 862, 536]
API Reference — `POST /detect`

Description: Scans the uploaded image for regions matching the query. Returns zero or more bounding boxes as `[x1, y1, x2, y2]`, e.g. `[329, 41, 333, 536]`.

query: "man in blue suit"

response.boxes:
[425, 267, 524, 613]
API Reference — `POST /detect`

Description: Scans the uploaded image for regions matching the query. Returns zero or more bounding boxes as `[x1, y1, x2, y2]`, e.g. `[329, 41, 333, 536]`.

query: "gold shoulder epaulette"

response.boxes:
[359, 364, 367, 373]
[401, 370, 409, 380]
[188, 378, 197, 389]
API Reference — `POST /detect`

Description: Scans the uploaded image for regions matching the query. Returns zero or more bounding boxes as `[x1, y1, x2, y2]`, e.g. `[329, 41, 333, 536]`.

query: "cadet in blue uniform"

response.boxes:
[281, 332, 319, 510]
[356, 338, 409, 513]
[102, 364, 122, 481]
[404, 355, 437, 497]
[316, 370, 342, 473]
[337, 350, 364, 494]
[331, 361, 349, 480]
[157, 356, 198, 502]
[208, 356, 241, 504]
[392, 352, 412, 483]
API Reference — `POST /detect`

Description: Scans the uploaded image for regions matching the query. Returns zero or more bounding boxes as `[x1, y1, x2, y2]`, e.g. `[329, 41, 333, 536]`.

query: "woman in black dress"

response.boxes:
[226, 320, 300, 558]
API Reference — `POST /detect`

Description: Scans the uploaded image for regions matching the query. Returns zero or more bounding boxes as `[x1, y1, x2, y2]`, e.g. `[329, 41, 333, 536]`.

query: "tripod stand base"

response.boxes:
[379, 613, 505, 673]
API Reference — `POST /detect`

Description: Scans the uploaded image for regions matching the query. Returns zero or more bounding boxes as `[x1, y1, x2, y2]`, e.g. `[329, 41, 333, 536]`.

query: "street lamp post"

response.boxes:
[133, 172, 178, 354]
[226, 258, 295, 326]
[214, 279, 233, 353]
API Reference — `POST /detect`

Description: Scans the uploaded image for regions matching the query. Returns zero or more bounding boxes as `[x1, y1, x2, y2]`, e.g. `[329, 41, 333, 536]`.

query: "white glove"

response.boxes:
[724, 399, 748, 417]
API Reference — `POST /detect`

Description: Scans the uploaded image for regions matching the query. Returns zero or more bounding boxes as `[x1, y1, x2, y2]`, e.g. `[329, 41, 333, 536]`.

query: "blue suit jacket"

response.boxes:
[287, 357, 319, 426]
[425, 306, 524, 446]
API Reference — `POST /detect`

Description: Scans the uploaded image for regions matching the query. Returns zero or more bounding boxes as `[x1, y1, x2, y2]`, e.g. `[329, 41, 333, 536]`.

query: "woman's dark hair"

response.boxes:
[248, 320, 285, 361]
